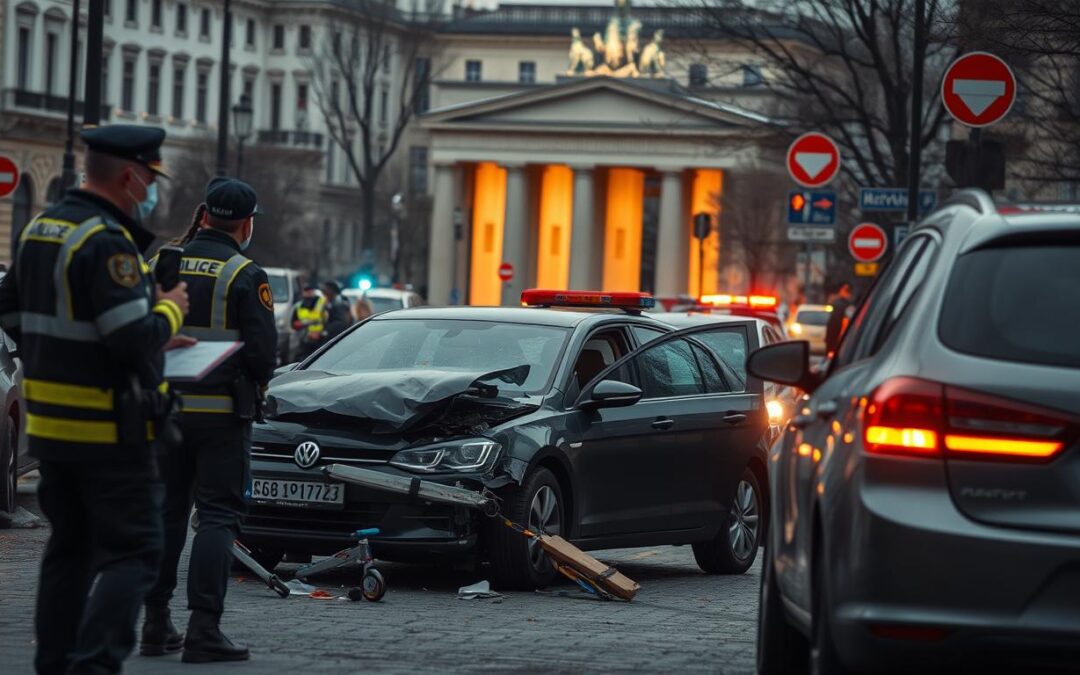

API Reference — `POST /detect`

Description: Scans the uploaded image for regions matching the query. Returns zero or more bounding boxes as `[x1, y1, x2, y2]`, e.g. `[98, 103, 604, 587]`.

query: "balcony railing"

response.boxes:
[256, 129, 324, 148]
[3, 89, 111, 121]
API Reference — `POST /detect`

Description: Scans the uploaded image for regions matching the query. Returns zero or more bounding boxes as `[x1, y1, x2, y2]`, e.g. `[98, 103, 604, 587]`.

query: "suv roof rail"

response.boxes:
[940, 188, 995, 215]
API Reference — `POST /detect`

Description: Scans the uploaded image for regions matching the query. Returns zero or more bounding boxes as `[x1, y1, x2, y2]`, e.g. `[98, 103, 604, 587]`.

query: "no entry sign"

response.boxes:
[787, 133, 841, 188]
[498, 262, 514, 282]
[942, 52, 1016, 127]
[848, 223, 887, 263]
[0, 156, 19, 199]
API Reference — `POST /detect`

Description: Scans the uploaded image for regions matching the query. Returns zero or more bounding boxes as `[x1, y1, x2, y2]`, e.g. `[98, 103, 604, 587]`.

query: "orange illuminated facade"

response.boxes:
[468, 162, 508, 305]
[602, 168, 644, 291]
[535, 165, 574, 289]
[689, 169, 723, 297]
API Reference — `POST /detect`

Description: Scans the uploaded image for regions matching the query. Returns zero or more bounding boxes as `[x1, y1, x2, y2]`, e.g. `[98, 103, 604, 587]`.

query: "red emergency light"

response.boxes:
[521, 289, 656, 311]
[700, 294, 778, 309]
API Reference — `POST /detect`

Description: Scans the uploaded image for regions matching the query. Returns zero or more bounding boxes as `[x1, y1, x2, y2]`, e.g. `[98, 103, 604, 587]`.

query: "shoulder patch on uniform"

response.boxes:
[107, 253, 140, 287]
[258, 282, 274, 311]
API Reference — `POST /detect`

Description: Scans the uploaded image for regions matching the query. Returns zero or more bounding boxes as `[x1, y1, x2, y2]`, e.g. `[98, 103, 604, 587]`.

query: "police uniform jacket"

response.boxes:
[175, 228, 277, 420]
[0, 190, 181, 461]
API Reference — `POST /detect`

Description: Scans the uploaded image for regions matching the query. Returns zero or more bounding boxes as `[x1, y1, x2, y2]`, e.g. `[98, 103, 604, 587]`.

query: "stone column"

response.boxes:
[31, 12, 46, 92]
[500, 164, 527, 305]
[427, 163, 457, 306]
[655, 170, 688, 296]
[568, 166, 596, 289]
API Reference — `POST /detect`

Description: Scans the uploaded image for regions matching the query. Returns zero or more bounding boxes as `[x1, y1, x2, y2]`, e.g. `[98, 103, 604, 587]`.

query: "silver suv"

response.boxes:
[749, 190, 1080, 673]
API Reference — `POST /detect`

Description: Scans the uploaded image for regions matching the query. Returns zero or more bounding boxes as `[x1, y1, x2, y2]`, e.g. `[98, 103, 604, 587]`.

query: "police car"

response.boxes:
[242, 290, 770, 589]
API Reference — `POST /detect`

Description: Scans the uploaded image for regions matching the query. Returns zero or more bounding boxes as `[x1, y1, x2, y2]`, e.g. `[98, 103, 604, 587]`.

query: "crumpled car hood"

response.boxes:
[265, 365, 530, 434]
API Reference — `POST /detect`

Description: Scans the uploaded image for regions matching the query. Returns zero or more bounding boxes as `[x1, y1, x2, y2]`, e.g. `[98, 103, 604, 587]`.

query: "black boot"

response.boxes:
[181, 610, 250, 663]
[140, 605, 184, 656]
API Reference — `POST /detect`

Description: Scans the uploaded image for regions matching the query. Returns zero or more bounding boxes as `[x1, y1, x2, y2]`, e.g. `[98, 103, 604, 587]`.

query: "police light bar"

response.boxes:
[521, 289, 656, 310]
[700, 294, 779, 309]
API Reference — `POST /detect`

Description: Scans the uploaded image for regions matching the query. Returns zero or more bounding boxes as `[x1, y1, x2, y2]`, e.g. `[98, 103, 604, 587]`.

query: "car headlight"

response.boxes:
[766, 399, 785, 426]
[389, 439, 502, 473]
[789, 323, 803, 335]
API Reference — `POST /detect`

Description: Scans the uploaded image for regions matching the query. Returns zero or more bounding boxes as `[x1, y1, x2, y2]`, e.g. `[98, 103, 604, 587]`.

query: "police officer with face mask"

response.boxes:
[141, 178, 276, 663]
[0, 125, 190, 675]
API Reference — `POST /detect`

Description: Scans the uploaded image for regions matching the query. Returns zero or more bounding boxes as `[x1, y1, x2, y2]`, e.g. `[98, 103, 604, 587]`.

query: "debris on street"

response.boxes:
[457, 580, 503, 600]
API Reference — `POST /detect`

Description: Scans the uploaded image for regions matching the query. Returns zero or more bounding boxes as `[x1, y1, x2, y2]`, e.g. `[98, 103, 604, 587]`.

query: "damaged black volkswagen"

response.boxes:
[242, 290, 772, 589]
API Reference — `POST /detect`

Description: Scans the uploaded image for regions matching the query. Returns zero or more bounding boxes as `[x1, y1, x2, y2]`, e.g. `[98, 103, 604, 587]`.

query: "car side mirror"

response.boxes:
[747, 341, 821, 394]
[581, 380, 643, 409]
[273, 362, 298, 377]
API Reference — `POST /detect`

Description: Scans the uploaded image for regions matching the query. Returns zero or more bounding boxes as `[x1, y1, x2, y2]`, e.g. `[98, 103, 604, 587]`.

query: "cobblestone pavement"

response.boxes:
[0, 476, 759, 674]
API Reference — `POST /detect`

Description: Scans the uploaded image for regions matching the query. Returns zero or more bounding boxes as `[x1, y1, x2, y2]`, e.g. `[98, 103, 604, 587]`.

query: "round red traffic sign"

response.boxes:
[786, 132, 841, 188]
[941, 52, 1016, 127]
[498, 262, 514, 282]
[848, 223, 887, 262]
[0, 156, 19, 200]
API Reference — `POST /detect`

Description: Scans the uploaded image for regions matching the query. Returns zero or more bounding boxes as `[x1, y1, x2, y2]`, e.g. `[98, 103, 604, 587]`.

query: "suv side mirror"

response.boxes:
[581, 380, 643, 409]
[273, 362, 298, 377]
[747, 341, 821, 394]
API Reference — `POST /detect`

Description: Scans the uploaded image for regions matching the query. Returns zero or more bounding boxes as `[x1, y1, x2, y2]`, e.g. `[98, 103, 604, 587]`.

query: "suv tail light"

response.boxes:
[863, 377, 1074, 462]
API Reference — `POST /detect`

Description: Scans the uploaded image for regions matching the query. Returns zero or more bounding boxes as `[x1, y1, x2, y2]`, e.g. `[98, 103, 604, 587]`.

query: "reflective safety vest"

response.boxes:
[180, 254, 252, 342]
[294, 297, 326, 340]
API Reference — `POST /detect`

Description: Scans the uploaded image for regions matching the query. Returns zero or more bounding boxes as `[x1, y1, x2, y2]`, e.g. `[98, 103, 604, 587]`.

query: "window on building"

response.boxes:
[200, 8, 211, 39]
[148, 63, 161, 115]
[689, 63, 707, 86]
[297, 83, 309, 127]
[270, 82, 282, 130]
[518, 61, 536, 84]
[326, 144, 335, 184]
[122, 58, 136, 112]
[409, 146, 428, 195]
[465, 60, 482, 82]
[414, 57, 431, 113]
[151, 0, 162, 28]
[243, 77, 254, 100]
[16, 27, 31, 90]
[299, 25, 311, 51]
[104, 0, 112, 18]
[172, 65, 185, 118]
[176, 3, 187, 34]
[75, 39, 84, 98]
[245, 19, 255, 47]
[383, 44, 391, 74]
[102, 52, 111, 104]
[741, 64, 764, 87]
[196, 70, 208, 122]
[45, 32, 58, 95]
[125, 0, 137, 23]
[272, 24, 285, 50]
[379, 88, 389, 126]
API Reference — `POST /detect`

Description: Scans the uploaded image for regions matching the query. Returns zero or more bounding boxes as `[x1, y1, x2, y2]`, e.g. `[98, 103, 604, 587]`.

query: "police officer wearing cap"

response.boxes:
[0, 125, 190, 674]
[142, 177, 276, 663]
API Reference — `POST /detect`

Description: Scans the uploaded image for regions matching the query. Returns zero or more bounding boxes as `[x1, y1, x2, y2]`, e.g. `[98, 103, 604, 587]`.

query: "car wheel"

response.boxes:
[0, 414, 17, 519]
[757, 542, 809, 674]
[487, 467, 564, 591]
[692, 467, 762, 574]
[810, 537, 849, 675]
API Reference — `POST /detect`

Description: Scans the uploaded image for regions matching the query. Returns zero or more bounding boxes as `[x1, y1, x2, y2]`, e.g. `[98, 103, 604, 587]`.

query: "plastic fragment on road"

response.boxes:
[309, 589, 336, 599]
[458, 580, 503, 600]
[285, 579, 317, 596]
[0, 506, 42, 529]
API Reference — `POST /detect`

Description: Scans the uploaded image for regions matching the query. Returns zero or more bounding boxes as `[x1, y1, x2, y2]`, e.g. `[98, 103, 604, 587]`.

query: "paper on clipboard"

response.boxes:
[165, 341, 243, 381]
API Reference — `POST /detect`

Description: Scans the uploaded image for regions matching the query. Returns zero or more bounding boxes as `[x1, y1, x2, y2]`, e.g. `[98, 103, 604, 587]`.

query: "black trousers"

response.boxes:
[146, 419, 251, 619]
[35, 455, 164, 675]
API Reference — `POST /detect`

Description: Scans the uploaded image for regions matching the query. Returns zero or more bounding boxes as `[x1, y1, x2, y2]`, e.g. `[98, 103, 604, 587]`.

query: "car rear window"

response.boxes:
[795, 310, 830, 325]
[939, 244, 1080, 368]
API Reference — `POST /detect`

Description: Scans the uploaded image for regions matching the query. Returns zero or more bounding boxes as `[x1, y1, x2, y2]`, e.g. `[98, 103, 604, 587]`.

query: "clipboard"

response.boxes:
[165, 341, 243, 381]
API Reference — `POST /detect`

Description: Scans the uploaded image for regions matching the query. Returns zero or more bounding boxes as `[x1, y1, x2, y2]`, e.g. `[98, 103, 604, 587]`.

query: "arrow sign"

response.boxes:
[942, 52, 1017, 127]
[848, 223, 887, 262]
[787, 190, 837, 225]
[0, 156, 19, 199]
[787, 133, 841, 188]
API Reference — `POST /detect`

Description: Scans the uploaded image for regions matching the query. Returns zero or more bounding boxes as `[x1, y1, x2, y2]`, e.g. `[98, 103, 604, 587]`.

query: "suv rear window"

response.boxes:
[939, 244, 1080, 368]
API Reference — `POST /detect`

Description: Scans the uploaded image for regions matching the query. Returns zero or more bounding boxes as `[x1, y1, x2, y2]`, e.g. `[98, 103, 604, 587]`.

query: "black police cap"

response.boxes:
[205, 177, 260, 221]
[80, 124, 169, 177]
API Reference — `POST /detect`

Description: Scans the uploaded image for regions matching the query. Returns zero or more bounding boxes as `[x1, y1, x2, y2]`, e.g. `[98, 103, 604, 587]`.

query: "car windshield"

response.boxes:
[367, 296, 405, 314]
[308, 319, 570, 394]
[939, 243, 1080, 368]
[267, 274, 291, 303]
[795, 310, 830, 326]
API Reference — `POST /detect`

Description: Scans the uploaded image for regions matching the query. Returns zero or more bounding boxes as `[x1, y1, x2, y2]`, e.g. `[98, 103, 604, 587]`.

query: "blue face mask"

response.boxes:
[128, 174, 159, 221]
[241, 220, 254, 251]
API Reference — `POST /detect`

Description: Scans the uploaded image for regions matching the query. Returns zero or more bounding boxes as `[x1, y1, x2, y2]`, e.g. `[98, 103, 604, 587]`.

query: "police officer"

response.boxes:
[290, 284, 326, 360]
[321, 280, 354, 341]
[142, 178, 276, 663]
[0, 125, 190, 674]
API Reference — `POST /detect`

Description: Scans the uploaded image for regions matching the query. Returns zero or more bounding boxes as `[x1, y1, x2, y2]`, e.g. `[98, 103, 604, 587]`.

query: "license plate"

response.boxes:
[251, 479, 344, 509]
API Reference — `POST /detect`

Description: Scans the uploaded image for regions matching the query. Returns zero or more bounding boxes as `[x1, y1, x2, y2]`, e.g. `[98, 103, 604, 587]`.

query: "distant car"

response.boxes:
[687, 294, 790, 338]
[787, 303, 832, 355]
[752, 190, 1080, 673]
[342, 287, 425, 316]
[242, 290, 770, 590]
[264, 267, 304, 363]
[0, 323, 28, 519]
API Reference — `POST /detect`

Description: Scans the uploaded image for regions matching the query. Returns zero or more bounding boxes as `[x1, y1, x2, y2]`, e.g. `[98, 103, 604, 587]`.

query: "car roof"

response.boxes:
[919, 190, 1080, 252]
[651, 312, 764, 328]
[263, 267, 299, 276]
[794, 304, 831, 312]
[358, 288, 413, 299]
[369, 305, 670, 328]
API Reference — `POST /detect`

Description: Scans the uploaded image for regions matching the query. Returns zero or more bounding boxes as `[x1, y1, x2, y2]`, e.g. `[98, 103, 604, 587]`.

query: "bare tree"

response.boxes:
[717, 169, 794, 293]
[308, 0, 443, 274]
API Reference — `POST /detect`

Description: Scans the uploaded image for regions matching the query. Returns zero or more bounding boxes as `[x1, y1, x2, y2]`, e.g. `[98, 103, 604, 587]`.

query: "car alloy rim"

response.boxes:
[729, 479, 759, 561]
[527, 485, 561, 571]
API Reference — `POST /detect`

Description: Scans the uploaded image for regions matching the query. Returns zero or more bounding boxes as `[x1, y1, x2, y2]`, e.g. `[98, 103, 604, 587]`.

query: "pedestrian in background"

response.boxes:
[142, 178, 277, 663]
[321, 281, 354, 341]
[291, 284, 326, 361]
[824, 281, 854, 356]
[353, 295, 374, 321]
[0, 125, 190, 675]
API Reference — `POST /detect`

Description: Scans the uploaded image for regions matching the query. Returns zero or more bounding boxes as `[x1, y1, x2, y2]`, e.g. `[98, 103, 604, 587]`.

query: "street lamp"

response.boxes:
[231, 94, 254, 178]
[390, 192, 405, 283]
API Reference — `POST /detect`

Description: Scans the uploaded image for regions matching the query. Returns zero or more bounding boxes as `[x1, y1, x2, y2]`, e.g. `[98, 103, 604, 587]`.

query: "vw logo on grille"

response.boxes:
[294, 441, 321, 469]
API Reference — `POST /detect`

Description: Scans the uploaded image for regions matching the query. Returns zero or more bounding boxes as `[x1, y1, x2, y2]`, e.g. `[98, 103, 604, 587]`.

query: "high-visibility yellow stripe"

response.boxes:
[181, 394, 234, 414]
[27, 413, 118, 444]
[23, 379, 114, 411]
[63, 223, 107, 319]
[153, 300, 181, 335]
[158, 381, 169, 394]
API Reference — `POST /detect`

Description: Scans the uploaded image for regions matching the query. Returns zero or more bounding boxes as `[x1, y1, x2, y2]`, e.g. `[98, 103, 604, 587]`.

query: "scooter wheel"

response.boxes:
[362, 568, 386, 602]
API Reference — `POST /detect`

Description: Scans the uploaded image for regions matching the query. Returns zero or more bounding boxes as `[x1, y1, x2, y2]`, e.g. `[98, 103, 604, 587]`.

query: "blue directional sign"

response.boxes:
[859, 187, 937, 214]
[787, 190, 837, 225]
